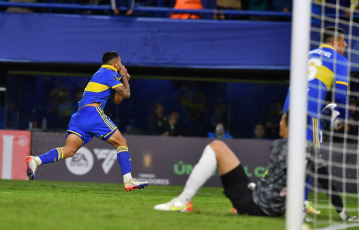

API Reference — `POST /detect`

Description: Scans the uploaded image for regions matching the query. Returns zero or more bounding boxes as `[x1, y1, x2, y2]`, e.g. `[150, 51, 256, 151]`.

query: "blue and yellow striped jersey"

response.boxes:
[283, 44, 349, 119]
[78, 65, 123, 110]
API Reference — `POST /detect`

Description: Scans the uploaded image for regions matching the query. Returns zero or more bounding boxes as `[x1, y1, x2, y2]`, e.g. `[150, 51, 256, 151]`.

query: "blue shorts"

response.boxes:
[307, 116, 322, 147]
[66, 106, 117, 145]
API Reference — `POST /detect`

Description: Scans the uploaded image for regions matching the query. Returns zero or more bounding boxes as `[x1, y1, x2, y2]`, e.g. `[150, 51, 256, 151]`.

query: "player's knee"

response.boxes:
[62, 146, 77, 157]
[209, 140, 225, 150]
[209, 140, 235, 161]
[209, 140, 226, 155]
[113, 136, 127, 148]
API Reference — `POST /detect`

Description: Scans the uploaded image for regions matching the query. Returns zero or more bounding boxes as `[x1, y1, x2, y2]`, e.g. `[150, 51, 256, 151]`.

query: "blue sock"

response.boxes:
[39, 148, 64, 164]
[116, 146, 132, 175]
[305, 176, 312, 201]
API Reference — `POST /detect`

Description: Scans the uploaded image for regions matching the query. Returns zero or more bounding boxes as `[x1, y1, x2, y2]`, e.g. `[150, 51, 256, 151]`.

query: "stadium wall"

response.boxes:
[0, 13, 292, 69]
[2, 13, 359, 70]
[30, 131, 358, 193]
[32, 131, 272, 186]
[0, 129, 31, 180]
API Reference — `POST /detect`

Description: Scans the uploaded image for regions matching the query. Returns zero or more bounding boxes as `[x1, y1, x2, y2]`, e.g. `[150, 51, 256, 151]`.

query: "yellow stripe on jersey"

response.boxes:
[314, 65, 334, 91]
[352, 0, 359, 10]
[336, 81, 348, 86]
[112, 83, 123, 89]
[101, 65, 118, 72]
[85, 82, 110, 93]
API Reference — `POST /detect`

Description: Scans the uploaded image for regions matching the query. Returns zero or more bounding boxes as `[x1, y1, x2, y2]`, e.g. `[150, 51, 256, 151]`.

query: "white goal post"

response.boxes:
[285, 0, 311, 230]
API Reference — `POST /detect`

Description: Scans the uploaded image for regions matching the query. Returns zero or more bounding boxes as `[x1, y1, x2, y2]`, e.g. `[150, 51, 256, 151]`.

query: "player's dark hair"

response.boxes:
[322, 26, 345, 43]
[102, 51, 119, 64]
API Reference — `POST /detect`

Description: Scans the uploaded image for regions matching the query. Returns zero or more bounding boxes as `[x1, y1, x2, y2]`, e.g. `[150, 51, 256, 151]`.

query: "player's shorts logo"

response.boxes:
[65, 147, 94, 175]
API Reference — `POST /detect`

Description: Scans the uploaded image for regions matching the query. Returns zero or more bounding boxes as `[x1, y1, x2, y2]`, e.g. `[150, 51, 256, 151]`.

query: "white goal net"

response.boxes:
[305, 1, 359, 229]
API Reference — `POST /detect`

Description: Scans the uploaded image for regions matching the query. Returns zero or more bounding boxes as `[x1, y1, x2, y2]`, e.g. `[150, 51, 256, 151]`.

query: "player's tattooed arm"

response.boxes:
[114, 66, 131, 98]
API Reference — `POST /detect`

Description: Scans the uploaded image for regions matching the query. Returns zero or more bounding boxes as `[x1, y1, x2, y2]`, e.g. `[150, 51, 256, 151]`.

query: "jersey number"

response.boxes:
[307, 58, 322, 81]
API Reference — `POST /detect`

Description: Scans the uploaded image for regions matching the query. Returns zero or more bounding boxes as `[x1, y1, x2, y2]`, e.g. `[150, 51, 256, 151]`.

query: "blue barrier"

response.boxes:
[0, 13, 292, 68]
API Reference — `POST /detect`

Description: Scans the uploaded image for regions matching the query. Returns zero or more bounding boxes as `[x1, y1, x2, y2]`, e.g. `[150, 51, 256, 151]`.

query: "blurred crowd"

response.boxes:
[2, 0, 294, 20]
[3, 0, 359, 22]
[5, 73, 359, 143]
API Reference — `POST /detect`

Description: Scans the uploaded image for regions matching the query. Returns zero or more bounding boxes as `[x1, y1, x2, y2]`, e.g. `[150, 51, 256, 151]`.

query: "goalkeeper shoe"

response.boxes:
[154, 198, 193, 212]
[124, 178, 149, 191]
[339, 209, 359, 222]
[306, 202, 321, 215]
[25, 156, 37, 180]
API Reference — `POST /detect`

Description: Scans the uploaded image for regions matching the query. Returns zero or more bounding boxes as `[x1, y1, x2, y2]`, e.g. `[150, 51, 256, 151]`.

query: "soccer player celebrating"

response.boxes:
[25, 51, 149, 191]
[283, 26, 349, 214]
[154, 111, 358, 221]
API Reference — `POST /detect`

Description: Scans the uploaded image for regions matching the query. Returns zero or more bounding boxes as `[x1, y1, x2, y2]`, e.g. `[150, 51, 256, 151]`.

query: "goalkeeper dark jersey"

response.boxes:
[251, 139, 319, 216]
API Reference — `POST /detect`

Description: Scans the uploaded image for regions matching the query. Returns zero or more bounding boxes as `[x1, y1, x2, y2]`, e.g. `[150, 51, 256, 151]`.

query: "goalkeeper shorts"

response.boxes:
[220, 165, 265, 216]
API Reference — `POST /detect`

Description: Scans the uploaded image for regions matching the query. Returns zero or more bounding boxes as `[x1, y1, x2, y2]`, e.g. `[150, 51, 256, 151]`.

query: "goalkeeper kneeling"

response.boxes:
[154, 111, 358, 222]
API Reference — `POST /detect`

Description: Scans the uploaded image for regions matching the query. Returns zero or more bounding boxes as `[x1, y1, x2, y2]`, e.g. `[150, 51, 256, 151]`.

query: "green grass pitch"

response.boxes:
[0, 180, 357, 230]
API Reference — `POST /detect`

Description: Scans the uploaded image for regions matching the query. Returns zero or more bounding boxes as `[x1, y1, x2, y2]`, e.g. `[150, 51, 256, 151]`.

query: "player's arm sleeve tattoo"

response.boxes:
[113, 78, 130, 98]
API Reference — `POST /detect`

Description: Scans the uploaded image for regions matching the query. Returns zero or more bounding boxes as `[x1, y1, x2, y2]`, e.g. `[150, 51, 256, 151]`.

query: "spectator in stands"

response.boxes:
[271, 0, 292, 12]
[344, 0, 359, 20]
[248, 0, 268, 20]
[162, 109, 184, 136]
[146, 103, 166, 135]
[71, 86, 85, 115]
[111, 0, 156, 16]
[125, 119, 143, 135]
[6, 0, 36, 13]
[268, 0, 292, 21]
[253, 123, 266, 139]
[170, 0, 203, 19]
[262, 99, 282, 139]
[214, 0, 242, 20]
[208, 123, 233, 139]
[348, 98, 359, 143]
[312, 0, 351, 23]
[205, 102, 233, 138]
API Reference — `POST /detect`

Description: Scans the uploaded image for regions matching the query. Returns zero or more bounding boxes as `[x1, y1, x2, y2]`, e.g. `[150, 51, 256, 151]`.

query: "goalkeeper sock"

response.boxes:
[38, 148, 64, 164]
[116, 146, 132, 177]
[178, 145, 217, 203]
[317, 166, 344, 212]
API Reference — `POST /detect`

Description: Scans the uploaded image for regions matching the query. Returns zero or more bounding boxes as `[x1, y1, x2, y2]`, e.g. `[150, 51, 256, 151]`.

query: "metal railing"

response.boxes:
[0, 2, 293, 19]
